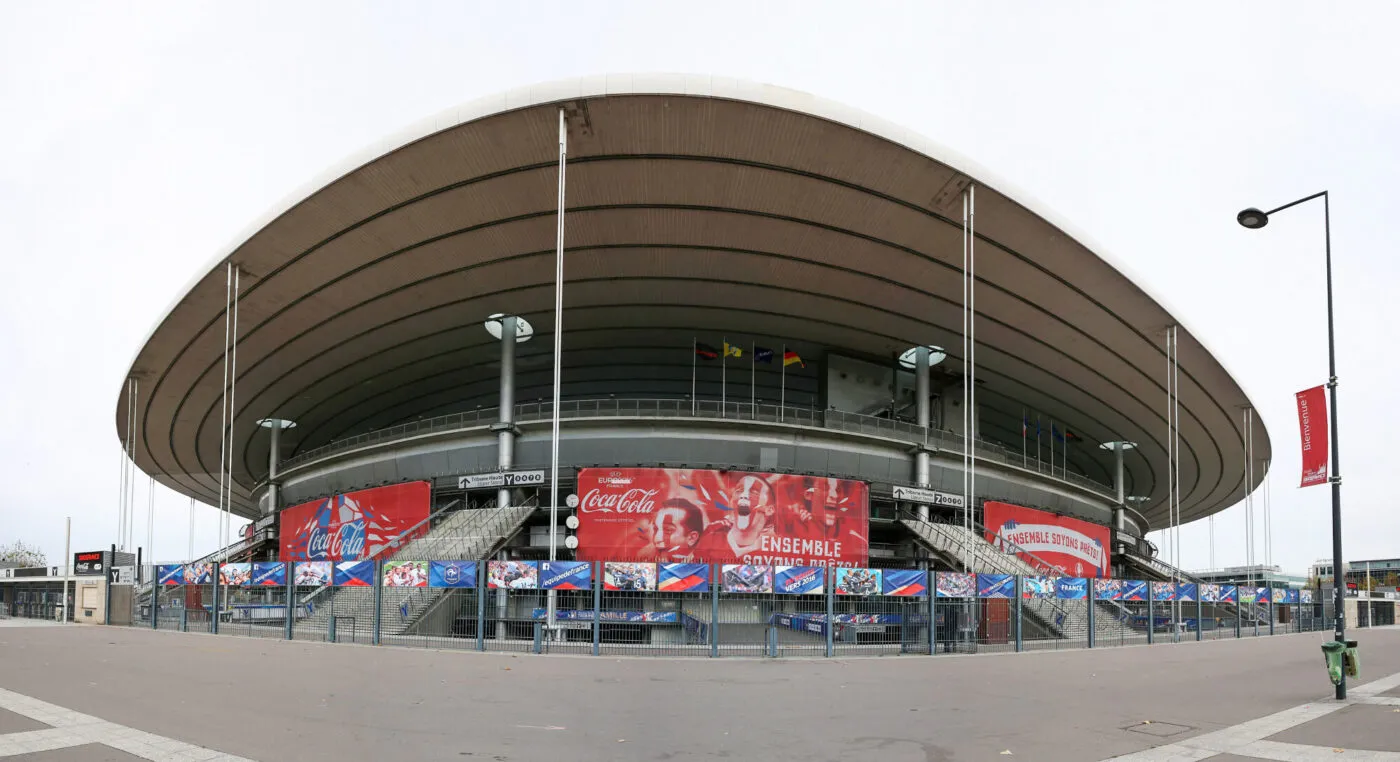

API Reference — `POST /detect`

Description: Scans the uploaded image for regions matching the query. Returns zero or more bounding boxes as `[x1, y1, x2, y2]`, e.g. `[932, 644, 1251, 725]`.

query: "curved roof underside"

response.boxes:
[117, 74, 1271, 526]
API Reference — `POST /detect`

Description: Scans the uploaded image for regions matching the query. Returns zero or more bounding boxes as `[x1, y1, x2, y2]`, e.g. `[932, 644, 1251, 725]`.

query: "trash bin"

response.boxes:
[1344, 639, 1360, 678]
[1321, 641, 1346, 685]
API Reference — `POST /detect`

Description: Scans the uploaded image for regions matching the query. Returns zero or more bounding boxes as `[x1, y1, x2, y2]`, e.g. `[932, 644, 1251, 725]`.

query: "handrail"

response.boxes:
[900, 508, 1136, 637]
[276, 398, 1116, 499]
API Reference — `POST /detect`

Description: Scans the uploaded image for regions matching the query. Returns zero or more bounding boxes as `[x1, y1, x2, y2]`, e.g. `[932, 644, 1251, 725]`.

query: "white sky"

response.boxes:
[2, 2, 1397, 574]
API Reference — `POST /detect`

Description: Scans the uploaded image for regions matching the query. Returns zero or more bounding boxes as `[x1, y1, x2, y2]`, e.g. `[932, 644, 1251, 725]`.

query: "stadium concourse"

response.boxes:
[107, 75, 1276, 656]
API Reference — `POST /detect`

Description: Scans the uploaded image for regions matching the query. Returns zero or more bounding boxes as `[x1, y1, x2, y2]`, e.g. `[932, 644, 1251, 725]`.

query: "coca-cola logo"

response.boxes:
[579, 487, 659, 514]
[306, 521, 366, 560]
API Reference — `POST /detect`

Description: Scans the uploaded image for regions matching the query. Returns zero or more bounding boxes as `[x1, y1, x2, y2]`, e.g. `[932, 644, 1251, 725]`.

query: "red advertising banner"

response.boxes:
[1296, 385, 1329, 488]
[279, 482, 431, 562]
[982, 501, 1111, 578]
[575, 468, 869, 567]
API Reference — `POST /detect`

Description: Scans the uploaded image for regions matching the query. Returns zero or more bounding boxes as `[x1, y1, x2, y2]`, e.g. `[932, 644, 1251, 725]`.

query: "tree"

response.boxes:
[0, 541, 47, 567]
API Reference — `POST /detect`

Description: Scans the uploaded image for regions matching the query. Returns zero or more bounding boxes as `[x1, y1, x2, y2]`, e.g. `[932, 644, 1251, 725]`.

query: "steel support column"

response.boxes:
[495, 315, 519, 511]
[914, 345, 932, 521]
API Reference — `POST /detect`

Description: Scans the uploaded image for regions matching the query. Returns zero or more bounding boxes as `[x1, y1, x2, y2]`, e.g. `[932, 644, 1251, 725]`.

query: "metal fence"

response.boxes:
[122, 561, 1344, 660]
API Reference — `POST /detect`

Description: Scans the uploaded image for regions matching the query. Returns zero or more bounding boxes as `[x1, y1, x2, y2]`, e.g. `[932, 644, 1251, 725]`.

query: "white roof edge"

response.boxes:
[120, 72, 1266, 447]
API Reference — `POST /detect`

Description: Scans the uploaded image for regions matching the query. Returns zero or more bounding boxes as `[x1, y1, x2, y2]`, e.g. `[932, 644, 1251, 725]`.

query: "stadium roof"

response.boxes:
[117, 73, 1271, 524]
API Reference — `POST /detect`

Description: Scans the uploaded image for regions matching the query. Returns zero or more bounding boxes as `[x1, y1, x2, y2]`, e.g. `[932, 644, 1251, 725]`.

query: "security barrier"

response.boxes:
[127, 560, 1331, 657]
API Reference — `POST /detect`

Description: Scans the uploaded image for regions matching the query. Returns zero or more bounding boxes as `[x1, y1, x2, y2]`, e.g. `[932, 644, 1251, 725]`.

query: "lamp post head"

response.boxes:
[1237, 208, 1269, 230]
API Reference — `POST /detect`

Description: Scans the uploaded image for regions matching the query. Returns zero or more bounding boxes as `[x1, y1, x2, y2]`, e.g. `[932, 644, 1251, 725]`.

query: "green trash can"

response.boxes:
[1321, 641, 1346, 685]
[1344, 639, 1360, 678]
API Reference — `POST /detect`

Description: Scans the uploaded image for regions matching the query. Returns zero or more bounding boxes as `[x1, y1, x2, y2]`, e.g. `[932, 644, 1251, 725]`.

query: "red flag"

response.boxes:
[1295, 385, 1329, 488]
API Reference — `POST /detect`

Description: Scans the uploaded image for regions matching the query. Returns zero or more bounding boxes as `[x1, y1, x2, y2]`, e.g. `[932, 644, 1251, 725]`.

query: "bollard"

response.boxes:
[533, 621, 543, 654]
[1087, 591, 1096, 649]
[328, 616, 337, 644]
[180, 609, 188, 633]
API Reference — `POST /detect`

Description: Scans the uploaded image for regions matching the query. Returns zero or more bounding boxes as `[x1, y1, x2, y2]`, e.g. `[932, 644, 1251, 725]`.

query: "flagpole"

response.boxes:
[721, 336, 727, 415]
[1022, 408, 1027, 467]
[691, 337, 697, 416]
[1036, 415, 1041, 471]
[546, 108, 567, 635]
[780, 344, 786, 420]
[750, 341, 755, 416]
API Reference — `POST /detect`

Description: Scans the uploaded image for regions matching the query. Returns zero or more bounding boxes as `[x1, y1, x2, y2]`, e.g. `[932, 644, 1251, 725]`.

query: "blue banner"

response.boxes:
[657, 563, 709, 593]
[835, 568, 882, 596]
[1285, 589, 1300, 605]
[1257, 587, 1270, 605]
[1151, 582, 1175, 601]
[252, 562, 286, 587]
[1199, 583, 1220, 602]
[1121, 580, 1148, 601]
[540, 560, 592, 590]
[977, 574, 1014, 599]
[334, 560, 375, 587]
[1300, 589, 1313, 604]
[1177, 583, 1198, 602]
[531, 609, 679, 623]
[157, 564, 185, 585]
[1220, 585, 1238, 603]
[881, 569, 928, 597]
[1055, 578, 1088, 599]
[773, 612, 829, 637]
[429, 561, 477, 588]
[775, 566, 825, 595]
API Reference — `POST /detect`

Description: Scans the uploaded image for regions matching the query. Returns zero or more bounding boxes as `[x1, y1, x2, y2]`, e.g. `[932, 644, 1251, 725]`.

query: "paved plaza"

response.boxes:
[0, 620, 1397, 761]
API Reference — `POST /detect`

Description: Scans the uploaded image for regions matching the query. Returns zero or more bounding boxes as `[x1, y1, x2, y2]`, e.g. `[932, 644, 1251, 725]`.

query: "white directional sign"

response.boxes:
[891, 486, 965, 509]
[457, 470, 546, 490]
[111, 566, 135, 585]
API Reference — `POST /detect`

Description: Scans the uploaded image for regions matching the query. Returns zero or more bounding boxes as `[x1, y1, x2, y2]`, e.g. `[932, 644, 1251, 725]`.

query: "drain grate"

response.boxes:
[1123, 721, 1194, 738]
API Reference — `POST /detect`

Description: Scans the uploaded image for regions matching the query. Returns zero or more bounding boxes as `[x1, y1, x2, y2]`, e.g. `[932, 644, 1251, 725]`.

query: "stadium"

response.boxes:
[99, 74, 1307, 655]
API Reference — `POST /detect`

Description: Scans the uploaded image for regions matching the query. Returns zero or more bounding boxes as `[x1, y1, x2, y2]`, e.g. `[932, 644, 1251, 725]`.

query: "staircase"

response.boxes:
[1119, 548, 1200, 583]
[899, 511, 1132, 644]
[297, 499, 538, 637]
[387, 503, 538, 635]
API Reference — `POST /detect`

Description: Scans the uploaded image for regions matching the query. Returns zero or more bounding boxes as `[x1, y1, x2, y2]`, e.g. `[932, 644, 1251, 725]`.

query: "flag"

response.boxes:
[723, 342, 743, 359]
[783, 351, 804, 368]
[1064, 429, 1079, 442]
[754, 347, 775, 364]
[1052, 425, 1065, 443]
[696, 343, 718, 360]
[1022, 416, 1029, 438]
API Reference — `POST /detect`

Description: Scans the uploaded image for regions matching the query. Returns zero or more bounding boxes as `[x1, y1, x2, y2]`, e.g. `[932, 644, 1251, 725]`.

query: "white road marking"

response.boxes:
[1103, 669, 1400, 761]
[0, 686, 255, 761]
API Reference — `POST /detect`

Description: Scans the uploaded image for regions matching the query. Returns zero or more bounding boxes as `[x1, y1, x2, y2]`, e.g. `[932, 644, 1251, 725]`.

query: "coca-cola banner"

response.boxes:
[1296, 385, 1329, 488]
[279, 482, 431, 561]
[574, 468, 870, 567]
[982, 501, 1111, 578]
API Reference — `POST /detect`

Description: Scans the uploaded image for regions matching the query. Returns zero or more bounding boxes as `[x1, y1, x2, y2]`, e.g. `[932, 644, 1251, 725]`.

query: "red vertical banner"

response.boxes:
[1296, 385, 1329, 488]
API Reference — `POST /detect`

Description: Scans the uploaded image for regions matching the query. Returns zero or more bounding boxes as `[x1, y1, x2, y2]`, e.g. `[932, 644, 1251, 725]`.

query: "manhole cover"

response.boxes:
[1123, 721, 1193, 738]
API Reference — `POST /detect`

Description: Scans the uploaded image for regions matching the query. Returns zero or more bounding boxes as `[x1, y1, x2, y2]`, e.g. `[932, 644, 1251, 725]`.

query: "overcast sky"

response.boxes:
[2, 2, 1396, 575]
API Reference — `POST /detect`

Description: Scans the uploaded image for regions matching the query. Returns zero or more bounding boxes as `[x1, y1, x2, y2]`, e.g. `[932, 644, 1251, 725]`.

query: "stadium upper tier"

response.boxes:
[116, 74, 1270, 525]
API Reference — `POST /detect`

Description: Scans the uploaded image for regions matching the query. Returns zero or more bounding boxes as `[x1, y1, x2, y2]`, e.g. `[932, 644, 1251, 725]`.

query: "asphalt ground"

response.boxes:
[1, 623, 1397, 762]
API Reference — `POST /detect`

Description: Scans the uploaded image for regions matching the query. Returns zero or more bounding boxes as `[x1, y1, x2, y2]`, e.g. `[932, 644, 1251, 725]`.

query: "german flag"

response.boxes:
[783, 351, 804, 368]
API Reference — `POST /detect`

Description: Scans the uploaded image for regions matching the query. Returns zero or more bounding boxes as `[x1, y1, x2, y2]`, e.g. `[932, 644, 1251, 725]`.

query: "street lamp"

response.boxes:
[1237, 190, 1345, 698]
